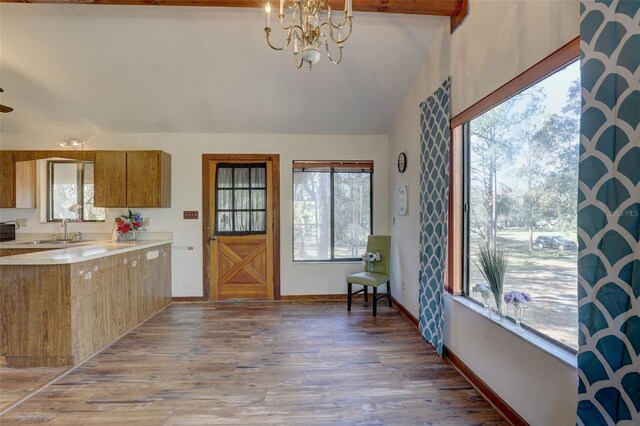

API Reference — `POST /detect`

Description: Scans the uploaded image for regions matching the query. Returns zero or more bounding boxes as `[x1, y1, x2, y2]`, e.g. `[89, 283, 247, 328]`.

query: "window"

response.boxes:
[293, 162, 372, 261]
[462, 60, 580, 350]
[215, 163, 267, 235]
[47, 161, 105, 222]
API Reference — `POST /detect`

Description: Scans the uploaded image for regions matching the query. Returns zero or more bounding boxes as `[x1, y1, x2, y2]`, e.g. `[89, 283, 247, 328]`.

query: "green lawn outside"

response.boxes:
[468, 229, 578, 350]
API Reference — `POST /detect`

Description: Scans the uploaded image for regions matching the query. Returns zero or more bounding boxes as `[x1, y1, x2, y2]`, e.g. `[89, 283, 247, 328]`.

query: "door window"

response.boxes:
[215, 164, 267, 235]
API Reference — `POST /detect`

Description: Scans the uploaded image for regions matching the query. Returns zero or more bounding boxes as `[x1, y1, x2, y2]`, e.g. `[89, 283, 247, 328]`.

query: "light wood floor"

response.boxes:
[0, 302, 507, 425]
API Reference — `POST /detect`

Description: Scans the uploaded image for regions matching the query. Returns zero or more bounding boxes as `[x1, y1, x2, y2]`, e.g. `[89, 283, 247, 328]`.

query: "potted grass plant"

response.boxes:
[474, 245, 509, 320]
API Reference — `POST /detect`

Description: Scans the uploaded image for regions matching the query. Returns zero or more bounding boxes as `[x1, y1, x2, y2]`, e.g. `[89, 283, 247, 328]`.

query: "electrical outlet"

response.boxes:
[183, 211, 199, 219]
[17, 218, 27, 227]
[143, 218, 150, 227]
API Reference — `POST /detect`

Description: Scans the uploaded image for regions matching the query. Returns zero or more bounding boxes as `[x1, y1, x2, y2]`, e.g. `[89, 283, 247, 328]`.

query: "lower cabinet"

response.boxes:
[0, 244, 172, 367]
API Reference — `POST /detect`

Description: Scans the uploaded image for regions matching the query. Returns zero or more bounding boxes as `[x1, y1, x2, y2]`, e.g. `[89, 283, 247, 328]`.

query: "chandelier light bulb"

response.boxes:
[265, 2, 271, 28]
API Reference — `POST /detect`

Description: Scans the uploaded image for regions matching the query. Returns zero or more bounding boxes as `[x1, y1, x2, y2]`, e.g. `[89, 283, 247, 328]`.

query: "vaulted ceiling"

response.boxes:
[0, 3, 447, 135]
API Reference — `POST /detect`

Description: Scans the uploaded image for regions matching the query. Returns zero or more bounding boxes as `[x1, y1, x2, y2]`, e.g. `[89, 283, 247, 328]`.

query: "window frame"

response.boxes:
[449, 38, 580, 353]
[46, 160, 104, 223]
[214, 163, 268, 236]
[292, 161, 374, 262]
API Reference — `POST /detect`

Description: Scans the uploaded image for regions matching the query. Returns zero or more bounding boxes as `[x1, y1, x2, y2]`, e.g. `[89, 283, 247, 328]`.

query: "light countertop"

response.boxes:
[0, 239, 173, 265]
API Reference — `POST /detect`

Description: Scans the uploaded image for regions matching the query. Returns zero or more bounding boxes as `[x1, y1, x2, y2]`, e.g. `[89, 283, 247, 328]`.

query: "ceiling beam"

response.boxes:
[2, 0, 463, 17]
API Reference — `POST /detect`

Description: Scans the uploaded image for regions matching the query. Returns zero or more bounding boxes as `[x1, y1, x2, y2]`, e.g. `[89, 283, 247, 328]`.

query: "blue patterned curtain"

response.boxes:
[577, 1, 640, 424]
[418, 77, 451, 356]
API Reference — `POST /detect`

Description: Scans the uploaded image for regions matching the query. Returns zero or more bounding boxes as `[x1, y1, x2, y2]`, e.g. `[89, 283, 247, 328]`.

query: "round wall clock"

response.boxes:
[397, 152, 407, 173]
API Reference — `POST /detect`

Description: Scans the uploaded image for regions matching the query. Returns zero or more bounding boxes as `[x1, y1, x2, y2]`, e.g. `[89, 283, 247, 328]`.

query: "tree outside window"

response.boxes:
[48, 161, 105, 222]
[293, 162, 372, 261]
[465, 60, 580, 350]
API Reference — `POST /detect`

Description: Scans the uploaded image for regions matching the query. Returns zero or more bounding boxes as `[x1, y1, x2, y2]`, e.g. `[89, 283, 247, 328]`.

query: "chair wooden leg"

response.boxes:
[387, 281, 392, 307]
[347, 283, 352, 312]
[373, 287, 377, 317]
[364, 286, 368, 303]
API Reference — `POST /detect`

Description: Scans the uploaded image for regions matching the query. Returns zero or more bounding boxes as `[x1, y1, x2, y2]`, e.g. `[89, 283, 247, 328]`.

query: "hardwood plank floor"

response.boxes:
[0, 366, 68, 412]
[0, 302, 507, 425]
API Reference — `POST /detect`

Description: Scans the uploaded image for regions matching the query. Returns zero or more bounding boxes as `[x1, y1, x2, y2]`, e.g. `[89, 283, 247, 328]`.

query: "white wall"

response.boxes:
[0, 132, 389, 297]
[388, 19, 451, 317]
[451, 0, 579, 116]
[387, 1, 579, 425]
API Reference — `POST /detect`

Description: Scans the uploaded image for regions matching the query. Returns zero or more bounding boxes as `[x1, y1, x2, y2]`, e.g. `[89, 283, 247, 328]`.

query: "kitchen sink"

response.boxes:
[13, 239, 91, 245]
[40, 239, 90, 245]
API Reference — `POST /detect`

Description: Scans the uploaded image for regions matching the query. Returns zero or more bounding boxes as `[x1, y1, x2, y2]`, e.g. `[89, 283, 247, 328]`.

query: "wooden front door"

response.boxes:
[203, 155, 280, 301]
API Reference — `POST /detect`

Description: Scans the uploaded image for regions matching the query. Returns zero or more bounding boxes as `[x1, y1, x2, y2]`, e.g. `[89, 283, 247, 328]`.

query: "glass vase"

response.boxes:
[118, 230, 136, 242]
[367, 262, 375, 273]
[489, 296, 505, 321]
[512, 303, 527, 331]
[481, 294, 491, 315]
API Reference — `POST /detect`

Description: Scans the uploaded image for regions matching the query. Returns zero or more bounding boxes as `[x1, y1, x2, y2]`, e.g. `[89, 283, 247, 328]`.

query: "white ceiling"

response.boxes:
[0, 3, 444, 135]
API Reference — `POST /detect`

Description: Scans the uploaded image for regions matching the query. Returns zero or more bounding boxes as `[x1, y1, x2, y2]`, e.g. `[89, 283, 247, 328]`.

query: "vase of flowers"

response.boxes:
[472, 282, 492, 314]
[504, 291, 533, 331]
[361, 251, 381, 272]
[116, 210, 145, 242]
[474, 245, 509, 321]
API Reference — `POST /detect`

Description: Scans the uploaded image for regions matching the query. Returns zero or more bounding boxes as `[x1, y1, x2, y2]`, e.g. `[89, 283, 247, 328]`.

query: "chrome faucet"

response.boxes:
[61, 219, 69, 240]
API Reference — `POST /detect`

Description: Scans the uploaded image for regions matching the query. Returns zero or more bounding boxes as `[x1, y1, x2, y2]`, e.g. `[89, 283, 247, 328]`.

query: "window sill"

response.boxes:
[446, 294, 577, 368]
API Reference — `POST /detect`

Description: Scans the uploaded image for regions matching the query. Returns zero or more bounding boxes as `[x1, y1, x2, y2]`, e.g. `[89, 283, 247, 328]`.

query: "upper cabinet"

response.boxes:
[0, 152, 37, 209]
[0, 152, 16, 208]
[0, 150, 171, 209]
[94, 150, 171, 208]
[94, 151, 127, 207]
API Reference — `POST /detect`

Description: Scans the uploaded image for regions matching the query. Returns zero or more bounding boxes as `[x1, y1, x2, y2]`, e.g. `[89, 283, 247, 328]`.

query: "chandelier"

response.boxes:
[264, 0, 354, 70]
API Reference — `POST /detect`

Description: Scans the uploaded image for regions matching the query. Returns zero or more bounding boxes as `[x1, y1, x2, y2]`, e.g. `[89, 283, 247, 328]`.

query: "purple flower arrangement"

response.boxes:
[503, 291, 533, 306]
[361, 251, 381, 264]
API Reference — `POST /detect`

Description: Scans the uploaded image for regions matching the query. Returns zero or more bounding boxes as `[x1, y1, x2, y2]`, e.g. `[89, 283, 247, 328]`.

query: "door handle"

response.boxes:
[210, 236, 217, 241]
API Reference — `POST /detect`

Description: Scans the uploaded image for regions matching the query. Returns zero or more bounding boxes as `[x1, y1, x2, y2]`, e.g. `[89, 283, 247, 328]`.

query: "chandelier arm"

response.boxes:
[320, 22, 341, 44]
[278, 3, 299, 30]
[279, 15, 295, 30]
[327, 11, 348, 29]
[322, 32, 344, 65]
[336, 16, 354, 42]
[293, 52, 304, 69]
[265, 26, 298, 51]
[320, 18, 351, 44]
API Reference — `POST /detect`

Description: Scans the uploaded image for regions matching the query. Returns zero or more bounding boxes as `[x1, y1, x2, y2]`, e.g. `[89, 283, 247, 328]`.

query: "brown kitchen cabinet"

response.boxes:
[126, 151, 171, 207]
[94, 150, 171, 208]
[94, 151, 127, 207]
[0, 152, 37, 209]
[0, 243, 172, 367]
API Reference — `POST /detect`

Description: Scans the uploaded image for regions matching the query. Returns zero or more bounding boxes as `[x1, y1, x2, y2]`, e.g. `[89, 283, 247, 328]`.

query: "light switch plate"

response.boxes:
[143, 218, 151, 227]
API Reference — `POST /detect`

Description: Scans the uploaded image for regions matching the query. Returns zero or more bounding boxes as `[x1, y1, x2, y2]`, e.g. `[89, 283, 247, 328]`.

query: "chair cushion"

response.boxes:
[346, 272, 389, 287]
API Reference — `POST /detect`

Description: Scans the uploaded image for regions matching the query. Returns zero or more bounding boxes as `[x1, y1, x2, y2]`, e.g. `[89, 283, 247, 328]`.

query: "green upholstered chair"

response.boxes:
[347, 235, 391, 317]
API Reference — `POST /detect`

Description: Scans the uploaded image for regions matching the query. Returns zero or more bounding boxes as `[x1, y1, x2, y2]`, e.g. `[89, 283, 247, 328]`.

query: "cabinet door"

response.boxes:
[127, 151, 161, 207]
[94, 151, 127, 207]
[15, 160, 37, 208]
[0, 152, 16, 208]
